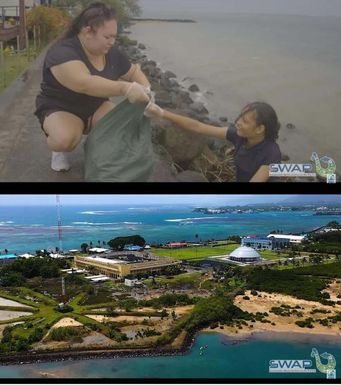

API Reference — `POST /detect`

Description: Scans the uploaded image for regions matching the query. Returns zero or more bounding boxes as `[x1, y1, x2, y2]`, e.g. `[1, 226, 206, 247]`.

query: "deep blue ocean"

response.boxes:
[0, 204, 340, 254]
[0, 332, 340, 379]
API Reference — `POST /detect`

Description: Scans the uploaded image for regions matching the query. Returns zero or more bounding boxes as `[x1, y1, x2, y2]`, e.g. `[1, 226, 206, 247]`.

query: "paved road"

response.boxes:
[0, 49, 177, 182]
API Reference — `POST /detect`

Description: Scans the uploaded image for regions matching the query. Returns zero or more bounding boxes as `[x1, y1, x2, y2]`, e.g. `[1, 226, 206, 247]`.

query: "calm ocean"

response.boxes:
[0, 332, 340, 379]
[129, 0, 341, 167]
[0, 204, 340, 254]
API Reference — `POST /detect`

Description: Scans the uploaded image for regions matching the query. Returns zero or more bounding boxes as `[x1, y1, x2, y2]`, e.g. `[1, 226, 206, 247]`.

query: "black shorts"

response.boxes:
[35, 95, 103, 136]
[35, 108, 94, 137]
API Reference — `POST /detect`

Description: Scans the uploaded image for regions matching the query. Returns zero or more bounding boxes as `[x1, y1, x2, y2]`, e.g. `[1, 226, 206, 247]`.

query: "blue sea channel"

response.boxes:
[0, 332, 340, 379]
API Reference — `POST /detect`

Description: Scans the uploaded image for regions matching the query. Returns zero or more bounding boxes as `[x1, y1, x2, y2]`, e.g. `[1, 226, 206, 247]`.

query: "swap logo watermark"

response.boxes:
[269, 348, 336, 379]
[269, 152, 337, 183]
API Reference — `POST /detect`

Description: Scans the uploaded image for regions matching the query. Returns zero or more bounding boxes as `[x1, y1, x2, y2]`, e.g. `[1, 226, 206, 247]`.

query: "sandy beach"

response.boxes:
[50, 317, 83, 329]
[0, 310, 33, 322]
[0, 297, 31, 308]
[203, 289, 341, 338]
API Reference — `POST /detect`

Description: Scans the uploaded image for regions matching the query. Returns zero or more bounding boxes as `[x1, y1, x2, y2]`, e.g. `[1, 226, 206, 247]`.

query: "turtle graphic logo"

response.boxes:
[310, 152, 337, 183]
[311, 348, 336, 379]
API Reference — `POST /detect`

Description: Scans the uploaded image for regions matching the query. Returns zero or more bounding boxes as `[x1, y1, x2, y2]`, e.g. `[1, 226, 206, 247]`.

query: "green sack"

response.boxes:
[84, 99, 154, 182]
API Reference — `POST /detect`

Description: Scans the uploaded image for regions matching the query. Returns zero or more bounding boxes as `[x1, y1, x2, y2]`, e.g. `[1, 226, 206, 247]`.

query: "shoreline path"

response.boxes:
[0, 48, 177, 183]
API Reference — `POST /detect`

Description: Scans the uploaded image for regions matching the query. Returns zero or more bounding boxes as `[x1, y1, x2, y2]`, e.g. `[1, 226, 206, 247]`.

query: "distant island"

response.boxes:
[193, 205, 341, 215]
[130, 18, 196, 23]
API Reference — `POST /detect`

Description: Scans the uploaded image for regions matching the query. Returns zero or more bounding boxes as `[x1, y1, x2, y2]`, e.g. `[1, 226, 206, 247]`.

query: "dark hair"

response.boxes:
[236, 102, 281, 141]
[64, 2, 117, 38]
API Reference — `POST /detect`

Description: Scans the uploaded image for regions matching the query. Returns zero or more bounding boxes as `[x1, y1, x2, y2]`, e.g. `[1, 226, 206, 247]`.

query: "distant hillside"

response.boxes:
[279, 195, 340, 205]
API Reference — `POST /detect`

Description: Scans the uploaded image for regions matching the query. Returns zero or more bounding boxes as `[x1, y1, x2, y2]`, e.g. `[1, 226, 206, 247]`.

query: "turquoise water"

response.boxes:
[0, 205, 340, 254]
[0, 333, 340, 379]
[0, 254, 17, 259]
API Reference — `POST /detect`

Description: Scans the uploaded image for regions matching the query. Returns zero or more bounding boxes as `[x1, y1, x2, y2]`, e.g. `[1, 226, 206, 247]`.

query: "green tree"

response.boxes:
[60, 0, 141, 23]
[108, 235, 145, 250]
[81, 243, 89, 253]
[0, 272, 24, 286]
[160, 309, 169, 320]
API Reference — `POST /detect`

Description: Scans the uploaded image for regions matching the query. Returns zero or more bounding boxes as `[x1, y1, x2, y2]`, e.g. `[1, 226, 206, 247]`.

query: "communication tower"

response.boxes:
[56, 195, 63, 252]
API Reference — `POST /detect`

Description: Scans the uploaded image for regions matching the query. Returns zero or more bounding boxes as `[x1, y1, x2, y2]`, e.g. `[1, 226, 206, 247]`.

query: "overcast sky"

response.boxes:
[0, 195, 294, 206]
[139, 0, 341, 17]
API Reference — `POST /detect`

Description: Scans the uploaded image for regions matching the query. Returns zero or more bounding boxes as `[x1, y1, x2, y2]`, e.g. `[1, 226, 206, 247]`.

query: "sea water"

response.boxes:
[0, 332, 340, 379]
[129, 0, 341, 167]
[0, 204, 340, 254]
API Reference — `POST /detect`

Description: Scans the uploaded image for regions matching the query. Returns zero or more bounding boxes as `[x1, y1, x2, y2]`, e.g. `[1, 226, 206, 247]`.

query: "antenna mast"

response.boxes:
[56, 195, 63, 252]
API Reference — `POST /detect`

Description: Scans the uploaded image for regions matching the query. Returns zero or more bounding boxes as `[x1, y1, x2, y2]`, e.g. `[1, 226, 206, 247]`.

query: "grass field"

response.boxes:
[143, 272, 202, 288]
[0, 41, 42, 91]
[151, 246, 287, 261]
[275, 256, 337, 271]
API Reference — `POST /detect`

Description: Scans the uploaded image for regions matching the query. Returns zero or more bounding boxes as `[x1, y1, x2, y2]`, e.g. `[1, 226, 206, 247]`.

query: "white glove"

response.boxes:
[144, 101, 164, 118]
[125, 82, 150, 103]
[143, 85, 155, 104]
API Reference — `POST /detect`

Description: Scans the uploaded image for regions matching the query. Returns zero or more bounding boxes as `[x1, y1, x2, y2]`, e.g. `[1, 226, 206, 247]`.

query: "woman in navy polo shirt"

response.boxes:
[145, 101, 281, 182]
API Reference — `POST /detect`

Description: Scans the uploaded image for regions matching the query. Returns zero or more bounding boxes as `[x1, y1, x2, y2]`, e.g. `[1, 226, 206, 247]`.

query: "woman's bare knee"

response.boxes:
[43, 111, 84, 151]
[47, 135, 80, 152]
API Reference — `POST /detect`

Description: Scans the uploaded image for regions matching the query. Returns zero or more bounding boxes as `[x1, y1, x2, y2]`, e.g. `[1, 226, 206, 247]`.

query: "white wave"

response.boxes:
[0, 221, 14, 225]
[165, 216, 218, 222]
[123, 222, 142, 225]
[79, 210, 118, 215]
[127, 207, 154, 211]
[72, 222, 119, 226]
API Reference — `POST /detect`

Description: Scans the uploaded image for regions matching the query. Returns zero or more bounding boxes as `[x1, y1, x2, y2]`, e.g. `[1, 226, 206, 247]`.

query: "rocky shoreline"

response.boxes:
[117, 28, 237, 183]
[117, 22, 305, 183]
[0, 330, 196, 366]
[119, 21, 341, 183]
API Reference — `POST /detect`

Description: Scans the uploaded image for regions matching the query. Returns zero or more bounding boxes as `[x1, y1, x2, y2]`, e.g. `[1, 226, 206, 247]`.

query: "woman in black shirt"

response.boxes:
[35, 2, 150, 171]
[145, 101, 282, 182]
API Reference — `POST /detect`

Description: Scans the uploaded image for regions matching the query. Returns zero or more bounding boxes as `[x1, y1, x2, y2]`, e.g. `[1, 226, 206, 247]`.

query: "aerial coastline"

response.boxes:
[0, 195, 340, 378]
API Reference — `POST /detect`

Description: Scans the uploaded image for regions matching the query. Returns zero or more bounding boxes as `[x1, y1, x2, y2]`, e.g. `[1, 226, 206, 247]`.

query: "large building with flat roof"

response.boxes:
[75, 254, 181, 278]
[241, 236, 272, 250]
[267, 234, 306, 249]
[241, 234, 307, 250]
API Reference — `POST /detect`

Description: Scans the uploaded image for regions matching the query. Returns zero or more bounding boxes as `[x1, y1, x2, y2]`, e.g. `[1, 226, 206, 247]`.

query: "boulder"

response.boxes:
[178, 90, 193, 104]
[162, 124, 209, 164]
[171, 93, 186, 109]
[148, 144, 179, 182]
[150, 67, 162, 79]
[164, 70, 177, 79]
[154, 90, 174, 108]
[190, 101, 209, 114]
[219, 116, 228, 122]
[160, 73, 174, 89]
[189, 84, 200, 92]
[143, 60, 157, 68]
[138, 43, 146, 50]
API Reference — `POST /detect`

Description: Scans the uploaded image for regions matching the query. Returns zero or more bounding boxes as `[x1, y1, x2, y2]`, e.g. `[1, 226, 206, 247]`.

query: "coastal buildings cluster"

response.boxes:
[0, 230, 310, 273]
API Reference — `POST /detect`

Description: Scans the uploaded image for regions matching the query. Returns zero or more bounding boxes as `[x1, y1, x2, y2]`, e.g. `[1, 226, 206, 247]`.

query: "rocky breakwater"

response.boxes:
[117, 34, 236, 182]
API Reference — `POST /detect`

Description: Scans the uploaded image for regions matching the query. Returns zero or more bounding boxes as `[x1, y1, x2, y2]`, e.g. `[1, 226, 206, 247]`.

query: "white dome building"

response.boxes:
[229, 246, 261, 263]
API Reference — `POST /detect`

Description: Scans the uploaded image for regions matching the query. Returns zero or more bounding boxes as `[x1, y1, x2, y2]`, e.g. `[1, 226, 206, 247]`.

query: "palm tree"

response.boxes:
[80, 243, 88, 253]
[195, 233, 199, 259]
